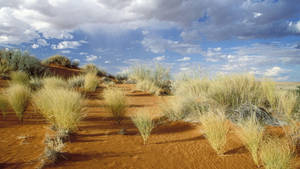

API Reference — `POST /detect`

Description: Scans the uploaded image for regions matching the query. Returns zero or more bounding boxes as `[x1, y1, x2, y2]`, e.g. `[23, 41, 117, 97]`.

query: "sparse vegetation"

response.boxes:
[43, 77, 69, 89]
[199, 111, 229, 155]
[236, 114, 264, 166]
[6, 84, 31, 122]
[33, 87, 85, 133]
[68, 74, 85, 88]
[10, 71, 30, 85]
[260, 137, 294, 169]
[82, 64, 106, 76]
[131, 109, 155, 144]
[0, 95, 9, 118]
[84, 72, 99, 92]
[103, 87, 127, 124]
[42, 55, 71, 67]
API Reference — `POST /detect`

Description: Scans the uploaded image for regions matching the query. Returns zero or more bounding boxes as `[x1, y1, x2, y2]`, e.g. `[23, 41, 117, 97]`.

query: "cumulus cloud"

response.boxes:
[177, 57, 191, 61]
[153, 55, 165, 61]
[86, 55, 100, 62]
[51, 40, 87, 50]
[264, 66, 289, 77]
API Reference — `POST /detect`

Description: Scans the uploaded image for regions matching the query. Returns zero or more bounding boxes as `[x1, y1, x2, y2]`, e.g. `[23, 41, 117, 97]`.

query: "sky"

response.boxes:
[0, 0, 300, 81]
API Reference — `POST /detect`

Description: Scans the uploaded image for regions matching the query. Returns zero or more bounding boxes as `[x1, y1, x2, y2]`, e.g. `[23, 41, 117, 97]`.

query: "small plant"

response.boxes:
[84, 73, 99, 92]
[136, 80, 161, 95]
[199, 111, 229, 155]
[131, 110, 155, 144]
[82, 64, 106, 76]
[33, 87, 84, 133]
[29, 77, 43, 90]
[0, 95, 9, 118]
[236, 114, 264, 166]
[42, 55, 71, 67]
[43, 76, 69, 89]
[68, 75, 85, 88]
[103, 87, 127, 124]
[260, 137, 294, 169]
[278, 91, 297, 118]
[6, 84, 31, 122]
[10, 71, 30, 85]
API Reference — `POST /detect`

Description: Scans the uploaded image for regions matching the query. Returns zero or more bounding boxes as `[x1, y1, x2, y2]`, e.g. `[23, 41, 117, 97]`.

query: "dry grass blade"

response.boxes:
[10, 71, 30, 86]
[84, 72, 99, 92]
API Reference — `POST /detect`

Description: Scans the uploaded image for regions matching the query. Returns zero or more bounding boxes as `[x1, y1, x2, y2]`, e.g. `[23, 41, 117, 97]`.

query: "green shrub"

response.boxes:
[6, 84, 31, 122]
[42, 55, 71, 67]
[33, 88, 84, 133]
[0, 49, 46, 77]
[103, 87, 127, 124]
[10, 71, 30, 85]
[131, 109, 155, 144]
[0, 95, 9, 118]
[43, 77, 69, 89]
[71, 60, 80, 68]
[260, 138, 294, 169]
[236, 115, 264, 166]
[84, 73, 99, 92]
[199, 111, 229, 155]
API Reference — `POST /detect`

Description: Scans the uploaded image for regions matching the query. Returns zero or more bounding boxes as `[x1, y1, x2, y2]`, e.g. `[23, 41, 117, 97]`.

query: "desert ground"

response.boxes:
[0, 65, 299, 169]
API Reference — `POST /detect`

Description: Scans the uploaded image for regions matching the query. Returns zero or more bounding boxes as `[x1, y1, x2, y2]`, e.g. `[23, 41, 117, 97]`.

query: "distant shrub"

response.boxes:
[33, 87, 84, 133]
[131, 109, 155, 145]
[175, 78, 210, 98]
[6, 84, 31, 122]
[260, 138, 294, 169]
[71, 60, 80, 68]
[199, 111, 229, 155]
[236, 115, 264, 166]
[29, 77, 43, 90]
[103, 87, 127, 124]
[43, 77, 69, 89]
[42, 55, 71, 67]
[115, 73, 128, 84]
[84, 73, 99, 92]
[68, 75, 85, 88]
[82, 64, 106, 76]
[10, 71, 30, 86]
[277, 91, 298, 118]
[0, 95, 9, 118]
[129, 64, 171, 95]
[0, 49, 46, 77]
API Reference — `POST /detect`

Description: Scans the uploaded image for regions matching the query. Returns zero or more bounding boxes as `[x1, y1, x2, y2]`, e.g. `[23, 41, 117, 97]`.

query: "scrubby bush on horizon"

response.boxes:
[236, 114, 264, 166]
[42, 55, 71, 68]
[6, 84, 31, 122]
[103, 87, 127, 124]
[131, 109, 155, 145]
[82, 63, 106, 76]
[260, 137, 294, 169]
[0, 49, 46, 77]
[129, 64, 171, 95]
[33, 87, 85, 133]
[199, 111, 229, 155]
[84, 72, 99, 92]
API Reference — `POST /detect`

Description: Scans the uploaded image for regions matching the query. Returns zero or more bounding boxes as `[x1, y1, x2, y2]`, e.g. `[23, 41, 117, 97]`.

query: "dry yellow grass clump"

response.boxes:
[43, 77, 69, 89]
[6, 84, 31, 122]
[131, 109, 155, 145]
[10, 71, 30, 86]
[103, 87, 127, 124]
[84, 72, 99, 92]
[260, 138, 294, 169]
[0, 95, 9, 118]
[199, 111, 229, 155]
[33, 87, 85, 133]
[236, 115, 264, 166]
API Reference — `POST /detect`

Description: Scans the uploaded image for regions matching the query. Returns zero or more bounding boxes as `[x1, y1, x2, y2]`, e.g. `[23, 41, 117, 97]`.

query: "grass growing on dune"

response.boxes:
[33, 87, 84, 133]
[103, 87, 127, 124]
[43, 76, 69, 89]
[131, 109, 155, 145]
[6, 84, 31, 122]
[10, 71, 30, 85]
[199, 111, 229, 155]
[84, 72, 99, 92]
[68, 74, 85, 88]
[236, 114, 264, 166]
[0, 95, 9, 118]
[260, 137, 294, 169]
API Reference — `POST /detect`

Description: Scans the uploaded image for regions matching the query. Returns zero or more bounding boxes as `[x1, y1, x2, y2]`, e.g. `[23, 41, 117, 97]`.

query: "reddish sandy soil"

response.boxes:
[0, 77, 300, 169]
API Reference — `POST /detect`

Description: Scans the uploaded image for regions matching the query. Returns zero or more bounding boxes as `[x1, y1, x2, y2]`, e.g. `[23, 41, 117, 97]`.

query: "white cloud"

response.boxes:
[80, 52, 88, 55]
[153, 55, 165, 61]
[264, 66, 289, 77]
[86, 55, 100, 62]
[61, 50, 71, 54]
[105, 60, 110, 64]
[177, 57, 191, 61]
[73, 58, 80, 63]
[31, 44, 39, 48]
[51, 40, 86, 50]
[253, 12, 262, 18]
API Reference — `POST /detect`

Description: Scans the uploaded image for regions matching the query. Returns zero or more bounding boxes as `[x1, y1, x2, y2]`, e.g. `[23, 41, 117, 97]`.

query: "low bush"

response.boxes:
[260, 137, 294, 169]
[43, 77, 69, 89]
[33, 87, 84, 133]
[199, 111, 229, 155]
[103, 87, 127, 124]
[136, 80, 161, 96]
[29, 77, 43, 90]
[6, 84, 31, 122]
[236, 115, 264, 166]
[131, 109, 155, 144]
[68, 75, 85, 88]
[84, 73, 99, 92]
[42, 55, 71, 67]
[82, 64, 106, 76]
[10, 71, 30, 86]
[0, 95, 9, 118]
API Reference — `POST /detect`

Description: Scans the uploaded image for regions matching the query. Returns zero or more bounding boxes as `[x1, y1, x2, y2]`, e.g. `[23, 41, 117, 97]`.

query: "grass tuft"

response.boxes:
[103, 87, 127, 124]
[131, 109, 155, 145]
[84, 73, 99, 92]
[10, 71, 30, 85]
[260, 137, 294, 169]
[43, 76, 69, 89]
[68, 74, 85, 88]
[6, 84, 31, 122]
[199, 111, 229, 155]
[0, 95, 9, 118]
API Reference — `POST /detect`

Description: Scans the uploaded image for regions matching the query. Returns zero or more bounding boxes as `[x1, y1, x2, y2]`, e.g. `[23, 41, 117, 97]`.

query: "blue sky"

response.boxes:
[0, 0, 300, 81]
